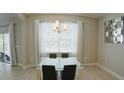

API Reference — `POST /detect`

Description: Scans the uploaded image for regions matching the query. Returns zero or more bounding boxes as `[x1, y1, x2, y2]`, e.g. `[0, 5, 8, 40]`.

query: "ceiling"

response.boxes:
[25, 13, 108, 19]
[71, 13, 108, 19]
[0, 13, 108, 20]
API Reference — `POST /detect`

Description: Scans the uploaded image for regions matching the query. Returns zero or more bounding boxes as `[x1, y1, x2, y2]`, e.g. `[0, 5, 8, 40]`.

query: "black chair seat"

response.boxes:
[42, 65, 57, 80]
[61, 65, 76, 80]
[61, 53, 69, 58]
[49, 53, 57, 58]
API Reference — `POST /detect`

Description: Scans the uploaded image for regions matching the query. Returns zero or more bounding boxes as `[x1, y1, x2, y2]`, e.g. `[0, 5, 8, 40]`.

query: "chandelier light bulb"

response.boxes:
[54, 20, 67, 33]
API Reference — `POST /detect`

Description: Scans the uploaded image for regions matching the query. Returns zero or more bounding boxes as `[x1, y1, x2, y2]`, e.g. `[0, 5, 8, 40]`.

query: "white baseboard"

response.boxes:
[96, 63, 124, 80]
[83, 62, 124, 80]
[22, 65, 38, 69]
[17, 64, 23, 66]
[83, 63, 97, 66]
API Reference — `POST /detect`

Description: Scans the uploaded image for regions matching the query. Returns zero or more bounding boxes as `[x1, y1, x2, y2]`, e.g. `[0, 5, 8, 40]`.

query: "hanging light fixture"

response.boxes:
[54, 20, 67, 33]
[54, 20, 60, 33]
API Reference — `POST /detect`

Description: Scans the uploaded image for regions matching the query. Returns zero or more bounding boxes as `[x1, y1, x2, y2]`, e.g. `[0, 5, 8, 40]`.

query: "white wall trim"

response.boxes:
[83, 62, 124, 80]
[96, 63, 124, 80]
[22, 65, 38, 69]
[83, 62, 97, 66]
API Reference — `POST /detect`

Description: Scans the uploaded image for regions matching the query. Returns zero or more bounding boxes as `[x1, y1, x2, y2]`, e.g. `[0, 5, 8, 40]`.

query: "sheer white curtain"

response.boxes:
[59, 23, 78, 56]
[9, 23, 17, 65]
[39, 22, 78, 57]
[77, 21, 84, 64]
[34, 20, 40, 65]
[40, 22, 59, 57]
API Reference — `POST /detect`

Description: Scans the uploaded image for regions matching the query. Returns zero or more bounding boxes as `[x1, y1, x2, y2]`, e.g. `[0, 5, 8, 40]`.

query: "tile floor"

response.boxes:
[0, 62, 35, 80]
[83, 66, 118, 80]
[0, 62, 118, 80]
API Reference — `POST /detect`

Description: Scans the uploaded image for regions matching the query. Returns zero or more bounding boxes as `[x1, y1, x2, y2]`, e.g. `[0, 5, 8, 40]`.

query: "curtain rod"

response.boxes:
[39, 21, 84, 24]
[39, 21, 78, 23]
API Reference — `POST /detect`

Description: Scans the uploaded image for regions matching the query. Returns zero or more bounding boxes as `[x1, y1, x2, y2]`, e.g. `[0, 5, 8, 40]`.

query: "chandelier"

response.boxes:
[54, 20, 68, 33]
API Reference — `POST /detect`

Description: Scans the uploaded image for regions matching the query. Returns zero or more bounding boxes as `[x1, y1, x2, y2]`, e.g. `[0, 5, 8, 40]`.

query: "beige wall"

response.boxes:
[98, 14, 124, 77]
[26, 14, 98, 65]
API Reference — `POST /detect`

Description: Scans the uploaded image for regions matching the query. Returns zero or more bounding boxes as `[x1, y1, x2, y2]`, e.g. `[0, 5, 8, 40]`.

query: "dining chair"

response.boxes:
[49, 53, 57, 58]
[61, 65, 76, 80]
[42, 65, 57, 80]
[61, 53, 69, 58]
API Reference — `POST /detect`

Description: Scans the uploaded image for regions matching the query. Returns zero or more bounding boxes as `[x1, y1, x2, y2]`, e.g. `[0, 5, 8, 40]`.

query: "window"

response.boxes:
[0, 33, 11, 62]
[39, 22, 78, 57]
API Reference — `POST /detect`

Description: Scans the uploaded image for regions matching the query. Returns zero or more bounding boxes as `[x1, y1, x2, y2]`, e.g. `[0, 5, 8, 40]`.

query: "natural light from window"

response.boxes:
[39, 22, 78, 56]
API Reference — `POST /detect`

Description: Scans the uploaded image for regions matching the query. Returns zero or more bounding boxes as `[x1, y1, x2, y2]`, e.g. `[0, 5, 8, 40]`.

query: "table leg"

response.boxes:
[57, 70, 61, 80]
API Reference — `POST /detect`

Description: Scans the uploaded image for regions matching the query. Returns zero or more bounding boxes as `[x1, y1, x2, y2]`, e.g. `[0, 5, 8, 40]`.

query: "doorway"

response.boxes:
[0, 30, 11, 64]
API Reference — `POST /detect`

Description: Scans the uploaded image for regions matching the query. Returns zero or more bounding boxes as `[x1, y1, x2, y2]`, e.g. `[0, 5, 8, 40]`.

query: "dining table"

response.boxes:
[40, 57, 81, 79]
